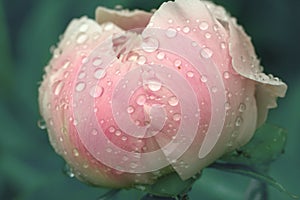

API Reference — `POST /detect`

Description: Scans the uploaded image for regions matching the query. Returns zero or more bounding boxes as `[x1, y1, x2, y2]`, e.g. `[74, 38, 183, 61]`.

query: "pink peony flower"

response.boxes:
[38, 0, 287, 188]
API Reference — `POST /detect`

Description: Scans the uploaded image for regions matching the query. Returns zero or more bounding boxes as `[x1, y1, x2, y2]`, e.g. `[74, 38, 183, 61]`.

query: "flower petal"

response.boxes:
[206, 2, 288, 127]
[95, 7, 152, 30]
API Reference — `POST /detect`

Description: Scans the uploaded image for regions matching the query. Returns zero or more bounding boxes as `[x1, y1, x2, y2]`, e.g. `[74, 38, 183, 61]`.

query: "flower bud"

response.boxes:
[38, 0, 287, 188]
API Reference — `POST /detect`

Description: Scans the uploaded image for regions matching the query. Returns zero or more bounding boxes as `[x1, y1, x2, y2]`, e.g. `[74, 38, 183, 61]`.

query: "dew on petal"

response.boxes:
[223, 71, 230, 79]
[53, 80, 64, 96]
[173, 113, 181, 121]
[92, 57, 103, 66]
[136, 95, 147, 106]
[235, 116, 243, 127]
[79, 23, 89, 32]
[37, 119, 47, 130]
[200, 47, 213, 58]
[137, 56, 147, 65]
[168, 96, 179, 106]
[127, 106, 135, 114]
[89, 85, 104, 98]
[238, 103, 246, 112]
[166, 28, 177, 38]
[199, 21, 209, 30]
[200, 75, 208, 83]
[147, 80, 162, 92]
[142, 37, 159, 53]
[94, 68, 106, 79]
[76, 33, 88, 44]
[91, 129, 98, 136]
[182, 26, 190, 33]
[156, 52, 165, 60]
[73, 148, 79, 157]
[186, 71, 194, 78]
[75, 82, 86, 92]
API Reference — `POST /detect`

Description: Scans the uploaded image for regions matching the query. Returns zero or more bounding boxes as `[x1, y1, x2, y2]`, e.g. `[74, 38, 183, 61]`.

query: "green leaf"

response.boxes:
[221, 123, 287, 170]
[209, 162, 298, 199]
[137, 172, 201, 198]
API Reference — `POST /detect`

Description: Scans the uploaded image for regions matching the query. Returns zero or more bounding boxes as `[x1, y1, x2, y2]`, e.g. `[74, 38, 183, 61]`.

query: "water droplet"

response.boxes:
[76, 33, 88, 44]
[199, 21, 209, 30]
[168, 19, 173, 24]
[147, 80, 162, 92]
[173, 113, 181, 121]
[136, 95, 146, 106]
[73, 148, 79, 157]
[108, 126, 115, 133]
[200, 47, 213, 58]
[127, 106, 135, 114]
[94, 68, 106, 79]
[238, 103, 246, 112]
[182, 26, 190, 33]
[53, 80, 64, 96]
[91, 129, 98, 136]
[115, 130, 121, 136]
[104, 23, 114, 31]
[92, 57, 103, 66]
[82, 57, 89, 64]
[78, 71, 86, 79]
[211, 86, 218, 93]
[200, 75, 208, 83]
[89, 85, 104, 98]
[75, 82, 86, 92]
[225, 102, 231, 110]
[168, 96, 179, 106]
[130, 162, 138, 169]
[156, 52, 165, 60]
[142, 37, 159, 53]
[106, 147, 112, 153]
[121, 136, 127, 141]
[223, 71, 230, 79]
[62, 60, 71, 69]
[137, 56, 147, 65]
[37, 119, 47, 130]
[205, 32, 212, 39]
[174, 59, 182, 67]
[166, 28, 177, 38]
[186, 71, 194, 78]
[235, 116, 243, 127]
[79, 23, 89, 32]
[122, 155, 129, 161]
[220, 42, 226, 49]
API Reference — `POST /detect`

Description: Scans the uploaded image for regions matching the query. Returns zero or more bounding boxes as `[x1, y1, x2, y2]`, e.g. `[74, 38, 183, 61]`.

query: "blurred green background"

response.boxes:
[0, 0, 299, 199]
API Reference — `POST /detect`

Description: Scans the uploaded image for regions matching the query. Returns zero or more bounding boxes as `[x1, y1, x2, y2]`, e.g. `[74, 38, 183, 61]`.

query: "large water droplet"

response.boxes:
[168, 96, 179, 106]
[147, 80, 162, 92]
[200, 47, 213, 58]
[53, 80, 64, 96]
[75, 82, 86, 92]
[166, 28, 177, 38]
[89, 85, 104, 98]
[199, 21, 209, 30]
[142, 37, 159, 53]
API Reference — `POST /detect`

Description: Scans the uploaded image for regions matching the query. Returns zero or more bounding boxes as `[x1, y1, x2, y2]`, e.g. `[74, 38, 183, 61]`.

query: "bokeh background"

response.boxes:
[1, 0, 299, 199]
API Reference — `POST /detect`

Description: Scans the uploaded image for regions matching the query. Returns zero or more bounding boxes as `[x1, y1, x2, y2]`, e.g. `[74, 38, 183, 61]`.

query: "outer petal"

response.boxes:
[39, 17, 157, 188]
[141, 0, 257, 179]
[96, 7, 152, 30]
[205, 1, 287, 127]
